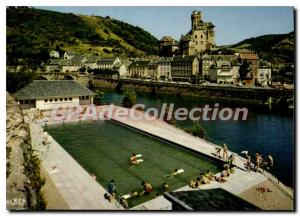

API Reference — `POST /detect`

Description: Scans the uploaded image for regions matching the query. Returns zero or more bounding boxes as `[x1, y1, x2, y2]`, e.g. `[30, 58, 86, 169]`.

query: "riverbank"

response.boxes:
[90, 77, 293, 106]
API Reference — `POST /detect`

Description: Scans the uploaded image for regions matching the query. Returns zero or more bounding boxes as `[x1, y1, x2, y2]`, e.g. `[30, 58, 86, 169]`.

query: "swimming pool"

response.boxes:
[45, 120, 222, 207]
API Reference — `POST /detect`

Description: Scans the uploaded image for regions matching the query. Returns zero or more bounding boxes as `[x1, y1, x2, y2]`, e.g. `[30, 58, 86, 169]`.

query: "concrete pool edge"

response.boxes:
[30, 123, 124, 210]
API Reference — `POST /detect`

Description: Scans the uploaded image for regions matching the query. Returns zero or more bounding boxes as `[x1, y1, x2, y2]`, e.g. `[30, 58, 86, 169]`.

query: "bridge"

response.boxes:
[36, 72, 92, 87]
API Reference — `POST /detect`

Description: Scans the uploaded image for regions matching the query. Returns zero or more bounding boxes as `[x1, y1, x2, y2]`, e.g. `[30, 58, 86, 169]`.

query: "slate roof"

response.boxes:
[172, 55, 197, 62]
[210, 60, 231, 69]
[129, 61, 150, 68]
[71, 55, 86, 64]
[14, 80, 95, 100]
[98, 57, 118, 65]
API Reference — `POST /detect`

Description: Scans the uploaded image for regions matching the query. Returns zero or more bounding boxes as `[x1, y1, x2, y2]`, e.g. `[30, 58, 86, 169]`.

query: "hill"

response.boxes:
[222, 31, 295, 64]
[6, 7, 159, 66]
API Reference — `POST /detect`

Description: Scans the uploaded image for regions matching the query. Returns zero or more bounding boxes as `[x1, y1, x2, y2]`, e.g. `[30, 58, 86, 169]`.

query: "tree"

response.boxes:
[122, 87, 136, 108]
[184, 121, 205, 139]
[79, 67, 86, 73]
[239, 61, 251, 81]
[94, 90, 105, 105]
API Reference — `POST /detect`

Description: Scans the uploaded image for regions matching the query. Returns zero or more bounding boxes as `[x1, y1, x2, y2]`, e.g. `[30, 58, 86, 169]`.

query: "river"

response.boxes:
[102, 90, 294, 187]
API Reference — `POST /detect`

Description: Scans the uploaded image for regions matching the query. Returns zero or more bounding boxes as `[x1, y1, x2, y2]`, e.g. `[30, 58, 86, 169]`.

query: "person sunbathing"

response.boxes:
[197, 173, 210, 185]
[130, 153, 143, 165]
[141, 181, 153, 195]
[216, 171, 228, 183]
[205, 170, 215, 180]
[189, 177, 201, 189]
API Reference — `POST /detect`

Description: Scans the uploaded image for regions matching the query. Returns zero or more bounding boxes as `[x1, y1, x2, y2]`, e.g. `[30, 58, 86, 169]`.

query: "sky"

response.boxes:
[35, 6, 294, 45]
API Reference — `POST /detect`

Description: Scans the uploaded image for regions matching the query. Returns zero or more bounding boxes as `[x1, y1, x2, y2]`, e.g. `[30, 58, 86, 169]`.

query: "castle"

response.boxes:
[159, 11, 216, 57]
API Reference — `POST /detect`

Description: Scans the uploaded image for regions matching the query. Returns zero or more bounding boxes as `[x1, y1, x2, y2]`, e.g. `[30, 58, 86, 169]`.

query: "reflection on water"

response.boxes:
[103, 90, 294, 187]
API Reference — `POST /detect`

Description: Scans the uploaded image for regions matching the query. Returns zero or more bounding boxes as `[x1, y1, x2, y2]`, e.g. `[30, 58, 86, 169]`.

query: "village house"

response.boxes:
[63, 50, 76, 60]
[238, 53, 259, 85]
[171, 55, 199, 82]
[98, 57, 122, 70]
[128, 60, 150, 78]
[209, 60, 232, 84]
[257, 61, 272, 86]
[14, 80, 95, 110]
[147, 60, 159, 80]
[158, 36, 180, 57]
[201, 54, 239, 80]
[49, 50, 60, 58]
[85, 56, 101, 70]
[157, 57, 173, 81]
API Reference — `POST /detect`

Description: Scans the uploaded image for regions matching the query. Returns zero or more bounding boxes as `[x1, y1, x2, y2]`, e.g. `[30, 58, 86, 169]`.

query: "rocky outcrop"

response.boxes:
[6, 93, 46, 210]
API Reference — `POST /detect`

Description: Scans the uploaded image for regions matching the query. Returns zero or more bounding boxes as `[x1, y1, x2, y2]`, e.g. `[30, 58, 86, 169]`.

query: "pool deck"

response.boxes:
[26, 105, 294, 210]
[30, 123, 123, 210]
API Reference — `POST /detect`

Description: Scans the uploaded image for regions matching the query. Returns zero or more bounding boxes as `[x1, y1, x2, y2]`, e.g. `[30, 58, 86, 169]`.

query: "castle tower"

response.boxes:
[191, 11, 202, 30]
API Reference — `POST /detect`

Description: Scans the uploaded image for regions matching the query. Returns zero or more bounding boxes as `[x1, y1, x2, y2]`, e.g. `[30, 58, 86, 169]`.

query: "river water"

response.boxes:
[102, 90, 294, 187]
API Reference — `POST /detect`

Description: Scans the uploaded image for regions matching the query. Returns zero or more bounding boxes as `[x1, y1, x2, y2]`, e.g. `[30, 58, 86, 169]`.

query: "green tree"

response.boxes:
[122, 87, 136, 108]
[184, 121, 205, 139]
[94, 90, 104, 105]
[239, 61, 251, 81]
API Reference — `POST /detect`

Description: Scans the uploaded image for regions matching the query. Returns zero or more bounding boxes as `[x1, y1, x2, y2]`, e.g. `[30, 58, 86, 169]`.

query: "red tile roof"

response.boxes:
[239, 53, 259, 60]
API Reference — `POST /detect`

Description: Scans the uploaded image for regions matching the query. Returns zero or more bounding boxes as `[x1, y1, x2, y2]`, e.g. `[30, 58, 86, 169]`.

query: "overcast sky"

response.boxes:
[35, 6, 294, 45]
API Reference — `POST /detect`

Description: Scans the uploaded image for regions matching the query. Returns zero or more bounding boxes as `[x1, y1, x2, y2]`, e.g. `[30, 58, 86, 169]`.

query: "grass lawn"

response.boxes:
[46, 120, 221, 208]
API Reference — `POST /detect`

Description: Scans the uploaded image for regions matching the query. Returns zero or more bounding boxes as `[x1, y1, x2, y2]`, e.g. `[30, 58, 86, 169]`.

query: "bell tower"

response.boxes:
[191, 11, 202, 30]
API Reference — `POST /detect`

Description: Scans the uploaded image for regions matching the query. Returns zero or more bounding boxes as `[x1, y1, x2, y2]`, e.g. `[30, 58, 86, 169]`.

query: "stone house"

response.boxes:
[258, 61, 272, 86]
[171, 55, 199, 82]
[209, 60, 233, 84]
[128, 61, 150, 78]
[157, 57, 173, 81]
[201, 54, 238, 80]
[63, 51, 76, 60]
[98, 57, 122, 70]
[159, 36, 180, 57]
[147, 60, 159, 80]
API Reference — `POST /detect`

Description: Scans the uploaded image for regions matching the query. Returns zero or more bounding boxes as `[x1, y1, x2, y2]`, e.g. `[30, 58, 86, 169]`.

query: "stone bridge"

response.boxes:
[36, 72, 91, 87]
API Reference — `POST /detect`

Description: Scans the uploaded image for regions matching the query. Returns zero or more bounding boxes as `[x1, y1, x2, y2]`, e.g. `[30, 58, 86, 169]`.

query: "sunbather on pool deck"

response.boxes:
[205, 169, 215, 180]
[141, 181, 153, 195]
[199, 172, 210, 184]
[130, 153, 142, 165]
[223, 144, 228, 161]
[189, 177, 201, 189]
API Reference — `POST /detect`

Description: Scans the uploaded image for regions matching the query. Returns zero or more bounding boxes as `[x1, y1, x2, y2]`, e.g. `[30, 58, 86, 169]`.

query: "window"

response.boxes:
[201, 35, 203, 39]
[50, 99, 53, 102]
[44, 99, 48, 102]
[60, 98, 63, 101]
[69, 98, 72, 101]
[55, 98, 58, 102]
[195, 35, 197, 39]
[86, 96, 89, 100]
[64, 98, 68, 101]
